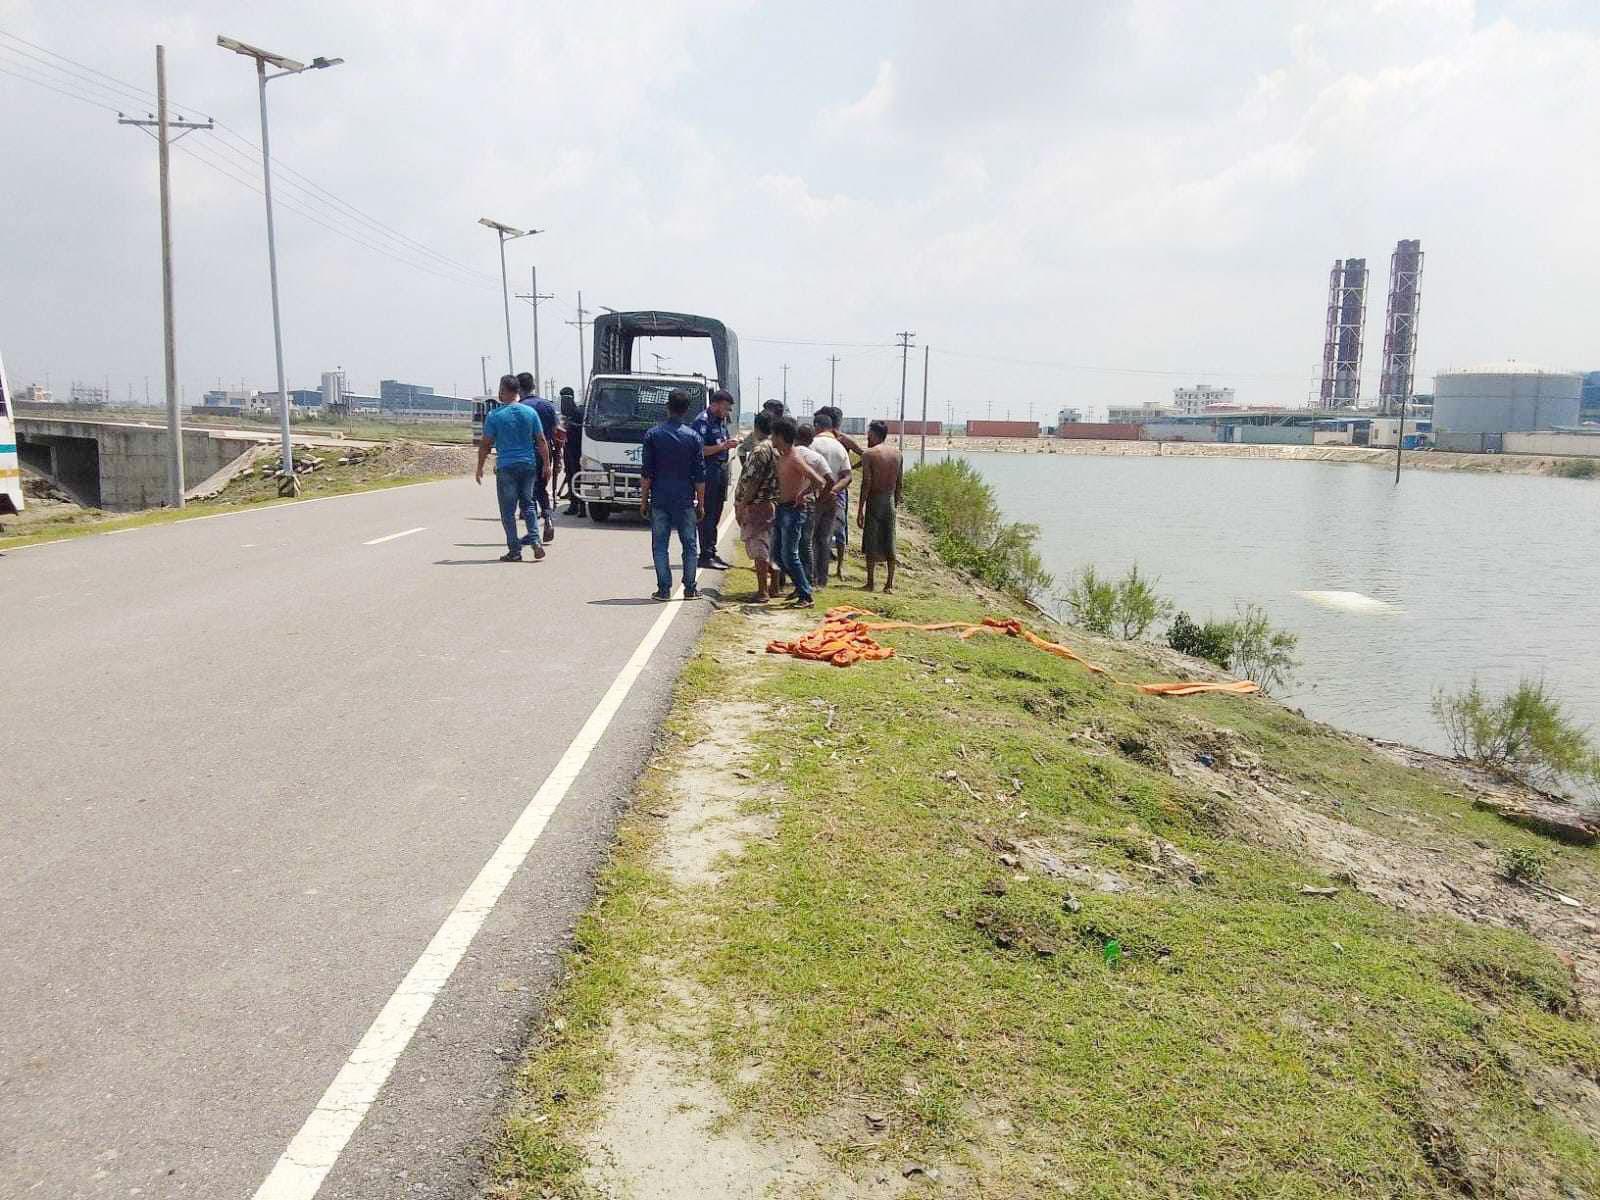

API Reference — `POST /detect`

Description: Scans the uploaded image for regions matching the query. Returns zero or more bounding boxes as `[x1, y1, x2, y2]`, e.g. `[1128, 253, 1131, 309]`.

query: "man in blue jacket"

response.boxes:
[475, 375, 548, 562]
[640, 389, 706, 600]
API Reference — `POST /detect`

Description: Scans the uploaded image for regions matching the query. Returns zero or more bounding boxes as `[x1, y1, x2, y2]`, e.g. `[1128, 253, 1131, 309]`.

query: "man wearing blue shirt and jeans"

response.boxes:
[475, 375, 549, 562]
[640, 389, 706, 600]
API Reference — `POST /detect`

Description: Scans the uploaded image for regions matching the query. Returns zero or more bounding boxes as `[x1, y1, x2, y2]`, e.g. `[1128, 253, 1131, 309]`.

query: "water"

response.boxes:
[942, 451, 1600, 753]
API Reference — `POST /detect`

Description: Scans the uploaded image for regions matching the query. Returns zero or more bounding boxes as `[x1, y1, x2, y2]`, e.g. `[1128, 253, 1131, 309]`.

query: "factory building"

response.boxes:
[1431, 363, 1583, 435]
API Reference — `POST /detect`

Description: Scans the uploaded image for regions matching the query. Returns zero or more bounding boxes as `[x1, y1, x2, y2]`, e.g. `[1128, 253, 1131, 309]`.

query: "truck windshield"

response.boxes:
[587, 380, 707, 444]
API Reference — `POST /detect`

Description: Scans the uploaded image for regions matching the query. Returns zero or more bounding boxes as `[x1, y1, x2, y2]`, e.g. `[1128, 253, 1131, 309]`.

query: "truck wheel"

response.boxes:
[588, 503, 612, 523]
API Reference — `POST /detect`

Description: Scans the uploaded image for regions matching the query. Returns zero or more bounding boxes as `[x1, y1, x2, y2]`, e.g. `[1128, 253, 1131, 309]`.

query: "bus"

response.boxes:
[0, 350, 23, 516]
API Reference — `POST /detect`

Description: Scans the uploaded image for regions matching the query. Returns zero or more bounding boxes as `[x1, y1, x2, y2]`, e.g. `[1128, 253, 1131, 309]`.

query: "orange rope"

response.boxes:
[766, 606, 1259, 696]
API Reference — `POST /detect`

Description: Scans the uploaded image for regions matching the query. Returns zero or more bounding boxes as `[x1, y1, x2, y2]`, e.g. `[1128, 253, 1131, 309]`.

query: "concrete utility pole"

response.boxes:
[919, 344, 930, 466]
[218, 35, 342, 492]
[828, 354, 839, 405]
[514, 266, 554, 394]
[479, 355, 491, 397]
[118, 46, 212, 508]
[567, 292, 590, 392]
[895, 331, 916, 451]
[781, 363, 789, 409]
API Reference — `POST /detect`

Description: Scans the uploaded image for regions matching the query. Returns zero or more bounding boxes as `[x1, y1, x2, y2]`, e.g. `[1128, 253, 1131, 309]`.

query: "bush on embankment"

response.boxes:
[902, 459, 1053, 601]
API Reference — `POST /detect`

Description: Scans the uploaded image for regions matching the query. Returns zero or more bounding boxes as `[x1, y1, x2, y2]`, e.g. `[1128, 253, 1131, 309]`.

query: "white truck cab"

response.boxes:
[573, 373, 709, 522]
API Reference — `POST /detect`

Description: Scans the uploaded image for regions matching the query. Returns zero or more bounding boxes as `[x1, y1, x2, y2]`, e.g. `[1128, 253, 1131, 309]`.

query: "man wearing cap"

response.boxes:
[692, 388, 738, 570]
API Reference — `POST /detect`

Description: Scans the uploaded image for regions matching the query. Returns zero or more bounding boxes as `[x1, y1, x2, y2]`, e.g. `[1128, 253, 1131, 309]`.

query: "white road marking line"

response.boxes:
[252, 505, 737, 1200]
[362, 526, 426, 546]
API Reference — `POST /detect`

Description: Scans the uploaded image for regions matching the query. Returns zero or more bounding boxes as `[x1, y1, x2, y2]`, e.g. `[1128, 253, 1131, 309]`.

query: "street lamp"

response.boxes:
[478, 218, 540, 377]
[218, 35, 342, 491]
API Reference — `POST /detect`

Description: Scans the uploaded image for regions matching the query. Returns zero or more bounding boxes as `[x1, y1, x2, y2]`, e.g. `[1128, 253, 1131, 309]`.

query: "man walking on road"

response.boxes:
[559, 387, 586, 518]
[858, 419, 902, 592]
[517, 372, 560, 544]
[770, 416, 828, 609]
[692, 388, 738, 571]
[476, 375, 549, 563]
[640, 389, 706, 601]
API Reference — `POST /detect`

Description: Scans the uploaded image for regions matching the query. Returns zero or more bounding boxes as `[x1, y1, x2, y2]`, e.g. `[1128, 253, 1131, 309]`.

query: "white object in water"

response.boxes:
[1295, 590, 1400, 615]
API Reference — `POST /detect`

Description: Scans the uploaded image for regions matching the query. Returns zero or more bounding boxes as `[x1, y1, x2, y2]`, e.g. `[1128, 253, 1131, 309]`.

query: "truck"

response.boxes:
[570, 310, 740, 522]
[0, 349, 23, 517]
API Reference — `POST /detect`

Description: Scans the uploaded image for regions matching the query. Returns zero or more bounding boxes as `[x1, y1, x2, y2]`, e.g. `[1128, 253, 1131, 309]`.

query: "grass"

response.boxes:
[497, 525, 1600, 1199]
[0, 443, 465, 551]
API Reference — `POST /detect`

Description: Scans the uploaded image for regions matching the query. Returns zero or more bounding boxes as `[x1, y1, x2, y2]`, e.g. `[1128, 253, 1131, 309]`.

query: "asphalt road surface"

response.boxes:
[1, 478, 725, 1198]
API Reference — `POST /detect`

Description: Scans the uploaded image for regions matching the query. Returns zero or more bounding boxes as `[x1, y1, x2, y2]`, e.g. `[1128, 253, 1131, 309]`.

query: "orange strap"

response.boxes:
[766, 606, 1259, 696]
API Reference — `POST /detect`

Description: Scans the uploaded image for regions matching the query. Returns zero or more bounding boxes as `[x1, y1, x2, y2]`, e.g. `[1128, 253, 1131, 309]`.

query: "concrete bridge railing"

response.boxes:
[16, 417, 267, 512]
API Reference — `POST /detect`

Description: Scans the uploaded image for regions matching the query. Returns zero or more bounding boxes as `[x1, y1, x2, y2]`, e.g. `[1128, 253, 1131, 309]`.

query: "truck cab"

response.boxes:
[573, 374, 709, 520]
[572, 311, 740, 522]
[0, 350, 23, 517]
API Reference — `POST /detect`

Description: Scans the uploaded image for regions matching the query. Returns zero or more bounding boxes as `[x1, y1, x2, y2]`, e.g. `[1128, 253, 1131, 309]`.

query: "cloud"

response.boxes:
[819, 58, 894, 136]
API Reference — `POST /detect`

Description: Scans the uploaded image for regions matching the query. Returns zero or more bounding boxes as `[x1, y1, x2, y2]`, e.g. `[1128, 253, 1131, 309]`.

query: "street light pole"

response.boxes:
[218, 36, 342, 493]
[479, 218, 540, 377]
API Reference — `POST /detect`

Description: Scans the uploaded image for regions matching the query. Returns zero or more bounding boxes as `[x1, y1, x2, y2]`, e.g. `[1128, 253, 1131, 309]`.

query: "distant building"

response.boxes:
[1432, 363, 1582, 434]
[287, 388, 323, 409]
[1583, 371, 1600, 418]
[203, 389, 254, 408]
[1171, 384, 1234, 416]
[379, 378, 471, 418]
[25, 383, 52, 403]
[1107, 402, 1171, 424]
[1058, 407, 1083, 425]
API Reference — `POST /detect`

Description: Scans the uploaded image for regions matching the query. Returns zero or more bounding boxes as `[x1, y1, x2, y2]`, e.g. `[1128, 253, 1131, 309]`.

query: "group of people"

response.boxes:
[477, 376, 901, 604]
[473, 372, 584, 561]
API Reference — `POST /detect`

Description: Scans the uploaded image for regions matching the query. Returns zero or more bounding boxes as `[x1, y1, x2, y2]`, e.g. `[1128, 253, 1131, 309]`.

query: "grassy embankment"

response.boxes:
[0, 442, 470, 551]
[494, 487, 1600, 1197]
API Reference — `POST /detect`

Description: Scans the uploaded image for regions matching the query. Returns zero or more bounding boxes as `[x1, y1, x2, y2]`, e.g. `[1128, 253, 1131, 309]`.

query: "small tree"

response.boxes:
[1228, 603, 1298, 695]
[1113, 564, 1174, 640]
[1167, 611, 1235, 667]
[1432, 677, 1600, 792]
[1061, 565, 1117, 635]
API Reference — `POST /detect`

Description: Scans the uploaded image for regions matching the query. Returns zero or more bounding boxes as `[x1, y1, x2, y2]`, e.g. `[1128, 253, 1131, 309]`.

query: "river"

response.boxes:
[940, 450, 1600, 754]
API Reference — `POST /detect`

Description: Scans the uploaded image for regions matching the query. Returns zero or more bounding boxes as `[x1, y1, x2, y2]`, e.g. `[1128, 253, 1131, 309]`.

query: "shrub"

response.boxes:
[1228, 603, 1299, 695]
[1552, 458, 1598, 479]
[1113, 564, 1174, 640]
[1498, 845, 1551, 885]
[903, 460, 1054, 601]
[1431, 677, 1600, 792]
[1060, 565, 1117, 634]
[1167, 611, 1235, 667]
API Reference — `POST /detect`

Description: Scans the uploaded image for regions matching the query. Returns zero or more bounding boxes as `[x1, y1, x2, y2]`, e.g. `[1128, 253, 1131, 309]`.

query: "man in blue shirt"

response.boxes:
[640, 389, 707, 600]
[475, 374, 549, 562]
[690, 388, 738, 571]
[517, 372, 560, 543]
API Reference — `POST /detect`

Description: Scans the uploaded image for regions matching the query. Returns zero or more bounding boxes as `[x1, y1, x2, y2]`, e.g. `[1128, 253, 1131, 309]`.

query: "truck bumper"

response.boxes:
[575, 469, 643, 505]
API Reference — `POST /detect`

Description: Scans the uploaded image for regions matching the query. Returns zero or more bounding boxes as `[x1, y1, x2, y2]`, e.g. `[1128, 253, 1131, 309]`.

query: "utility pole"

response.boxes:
[567, 291, 590, 393]
[781, 363, 789, 409]
[479, 355, 491, 397]
[755, 375, 761, 406]
[515, 265, 554, 393]
[478, 219, 539, 374]
[918, 344, 930, 465]
[828, 354, 839, 405]
[118, 46, 213, 508]
[895, 331, 916, 450]
[1395, 389, 1407, 485]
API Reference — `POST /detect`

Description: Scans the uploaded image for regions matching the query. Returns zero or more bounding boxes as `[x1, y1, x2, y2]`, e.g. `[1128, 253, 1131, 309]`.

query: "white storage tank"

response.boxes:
[1432, 362, 1582, 434]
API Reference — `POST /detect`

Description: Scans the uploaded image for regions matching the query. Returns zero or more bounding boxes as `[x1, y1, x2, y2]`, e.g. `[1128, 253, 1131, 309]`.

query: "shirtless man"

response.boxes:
[770, 416, 829, 608]
[856, 419, 902, 593]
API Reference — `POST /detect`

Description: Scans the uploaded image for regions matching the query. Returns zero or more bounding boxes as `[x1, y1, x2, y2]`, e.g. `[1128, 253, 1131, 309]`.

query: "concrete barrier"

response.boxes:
[16, 417, 266, 511]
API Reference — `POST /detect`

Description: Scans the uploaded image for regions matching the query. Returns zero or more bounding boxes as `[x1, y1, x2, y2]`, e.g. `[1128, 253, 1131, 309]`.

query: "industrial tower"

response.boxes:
[1377, 239, 1424, 416]
[1318, 258, 1368, 408]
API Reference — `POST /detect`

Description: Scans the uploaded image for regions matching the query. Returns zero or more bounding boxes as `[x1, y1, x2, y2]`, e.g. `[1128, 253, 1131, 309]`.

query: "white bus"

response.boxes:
[0, 350, 23, 516]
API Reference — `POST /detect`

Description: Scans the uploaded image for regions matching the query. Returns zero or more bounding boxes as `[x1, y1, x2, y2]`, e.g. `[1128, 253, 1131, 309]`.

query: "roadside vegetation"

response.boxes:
[1552, 458, 1598, 479]
[902, 459, 1053, 601]
[1433, 677, 1600, 802]
[496, 517, 1600, 1200]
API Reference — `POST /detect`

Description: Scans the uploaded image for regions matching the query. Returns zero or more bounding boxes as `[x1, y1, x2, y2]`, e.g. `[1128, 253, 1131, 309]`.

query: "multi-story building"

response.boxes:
[25, 383, 52, 403]
[1107, 401, 1171, 424]
[1171, 384, 1235, 416]
[1057, 407, 1083, 425]
[1583, 371, 1600, 419]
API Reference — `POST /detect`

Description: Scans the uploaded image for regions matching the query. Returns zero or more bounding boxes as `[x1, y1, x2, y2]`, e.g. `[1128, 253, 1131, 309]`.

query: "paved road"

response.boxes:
[0, 479, 722, 1198]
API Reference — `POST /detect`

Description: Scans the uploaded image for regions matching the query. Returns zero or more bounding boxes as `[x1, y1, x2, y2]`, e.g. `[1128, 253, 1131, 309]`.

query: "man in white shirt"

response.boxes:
[791, 423, 833, 593]
[809, 412, 853, 585]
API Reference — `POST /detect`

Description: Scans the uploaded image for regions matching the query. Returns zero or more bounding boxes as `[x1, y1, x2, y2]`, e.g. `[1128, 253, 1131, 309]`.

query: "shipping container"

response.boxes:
[1054, 423, 1142, 441]
[964, 420, 1040, 438]
[882, 419, 942, 435]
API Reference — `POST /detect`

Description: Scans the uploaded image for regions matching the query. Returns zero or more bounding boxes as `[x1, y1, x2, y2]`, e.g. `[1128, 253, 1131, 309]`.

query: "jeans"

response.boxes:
[651, 504, 699, 595]
[774, 503, 811, 602]
[495, 463, 541, 555]
[699, 466, 727, 561]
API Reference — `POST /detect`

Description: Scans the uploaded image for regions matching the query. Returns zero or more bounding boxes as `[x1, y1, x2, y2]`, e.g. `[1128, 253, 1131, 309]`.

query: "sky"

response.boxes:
[2, 0, 1597, 422]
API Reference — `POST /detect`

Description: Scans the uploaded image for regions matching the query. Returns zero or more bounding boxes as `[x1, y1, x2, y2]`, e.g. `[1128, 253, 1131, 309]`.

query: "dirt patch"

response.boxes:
[655, 703, 776, 889]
